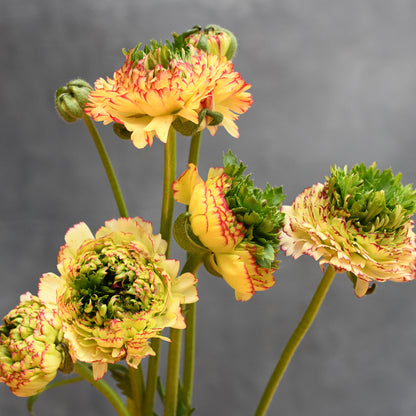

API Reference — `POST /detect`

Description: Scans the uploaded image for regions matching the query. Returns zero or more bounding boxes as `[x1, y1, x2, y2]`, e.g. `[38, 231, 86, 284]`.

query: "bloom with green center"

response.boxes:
[0, 293, 66, 397]
[281, 163, 416, 297]
[173, 151, 285, 301]
[39, 217, 198, 380]
[84, 36, 252, 148]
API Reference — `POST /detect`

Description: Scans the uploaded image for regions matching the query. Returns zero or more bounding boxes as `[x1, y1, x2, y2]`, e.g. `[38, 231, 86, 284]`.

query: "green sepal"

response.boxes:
[203, 253, 223, 278]
[173, 212, 210, 255]
[347, 272, 376, 296]
[173, 108, 224, 136]
[57, 343, 75, 374]
[113, 123, 132, 140]
[172, 118, 200, 137]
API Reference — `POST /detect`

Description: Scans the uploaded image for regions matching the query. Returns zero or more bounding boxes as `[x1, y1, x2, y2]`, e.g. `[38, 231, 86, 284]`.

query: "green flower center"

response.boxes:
[222, 151, 285, 269]
[69, 240, 167, 325]
[327, 163, 416, 233]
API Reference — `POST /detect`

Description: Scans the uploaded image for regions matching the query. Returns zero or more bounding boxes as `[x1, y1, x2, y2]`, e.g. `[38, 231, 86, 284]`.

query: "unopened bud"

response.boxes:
[186, 24, 237, 60]
[55, 79, 92, 123]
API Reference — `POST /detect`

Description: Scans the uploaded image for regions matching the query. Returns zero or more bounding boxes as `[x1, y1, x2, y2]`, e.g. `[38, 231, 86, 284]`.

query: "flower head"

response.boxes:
[39, 217, 198, 379]
[281, 163, 416, 297]
[0, 293, 66, 397]
[173, 151, 285, 301]
[85, 35, 252, 148]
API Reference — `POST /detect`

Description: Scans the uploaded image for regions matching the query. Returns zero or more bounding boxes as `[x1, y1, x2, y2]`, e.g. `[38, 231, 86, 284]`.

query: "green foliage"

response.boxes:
[222, 151, 285, 268]
[327, 162, 416, 233]
[108, 364, 132, 400]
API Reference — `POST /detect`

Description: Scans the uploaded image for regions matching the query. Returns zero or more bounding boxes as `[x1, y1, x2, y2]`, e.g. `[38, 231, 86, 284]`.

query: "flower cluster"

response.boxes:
[173, 151, 285, 301]
[85, 29, 252, 149]
[281, 163, 416, 296]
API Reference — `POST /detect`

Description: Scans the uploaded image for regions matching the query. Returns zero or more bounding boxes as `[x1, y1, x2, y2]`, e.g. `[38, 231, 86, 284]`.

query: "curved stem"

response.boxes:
[82, 114, 128, 218]
[74, 361, 130, 416]
[143, 127, 177, 416]
[254, 266, 337, 416]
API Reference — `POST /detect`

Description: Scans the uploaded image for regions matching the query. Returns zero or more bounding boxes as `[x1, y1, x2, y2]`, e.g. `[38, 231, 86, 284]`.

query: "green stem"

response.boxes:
[74, 361, 130, 416]
[127, 364, 144, 415]
[187, 131, 202, 165]
[164, 328, 183, 416]
[82, 114, 128, 218]
[174, 132, 202, 416]
[254, 265, 337, 416]
[164, 254, 203, 416]
[181, 254, 203, 415]
[143, 127, 177, 416]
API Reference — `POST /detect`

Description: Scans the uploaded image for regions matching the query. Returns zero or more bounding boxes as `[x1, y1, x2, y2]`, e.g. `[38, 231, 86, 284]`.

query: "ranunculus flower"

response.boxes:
[84, 39, 252, 148]
[0, 293, 65, 397]
[281, 163, 416, 297]
[173, 151, 285, 301]
[39, 217, 198, 380]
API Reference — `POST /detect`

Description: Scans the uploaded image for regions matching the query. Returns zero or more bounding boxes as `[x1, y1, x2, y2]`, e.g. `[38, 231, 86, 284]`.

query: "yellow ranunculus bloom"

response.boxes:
[39, 217, 198, 380]
[281, 164, 416, 297]
[173, 163, 279, 301]
[85, 45, 252, 148]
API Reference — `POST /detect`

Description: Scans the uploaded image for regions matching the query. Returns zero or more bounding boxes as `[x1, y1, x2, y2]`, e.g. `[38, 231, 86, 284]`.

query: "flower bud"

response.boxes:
[185, 24, 238, 60]
[0, 294, 67, 397]
[55, 79, 92, 123]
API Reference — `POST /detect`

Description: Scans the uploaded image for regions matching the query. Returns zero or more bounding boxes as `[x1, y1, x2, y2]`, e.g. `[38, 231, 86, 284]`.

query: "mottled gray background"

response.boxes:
[2, 1, 416, 415]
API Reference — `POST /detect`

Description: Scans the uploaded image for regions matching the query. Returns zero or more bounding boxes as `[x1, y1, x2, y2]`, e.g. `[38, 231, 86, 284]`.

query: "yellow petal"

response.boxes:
[214, 252, 255, 301]
[173, 164, 203, 205]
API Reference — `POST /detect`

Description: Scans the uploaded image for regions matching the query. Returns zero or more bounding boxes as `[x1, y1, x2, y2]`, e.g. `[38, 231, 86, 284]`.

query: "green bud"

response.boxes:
[184, 24, 238, 60]
[55, 79, 93, 123]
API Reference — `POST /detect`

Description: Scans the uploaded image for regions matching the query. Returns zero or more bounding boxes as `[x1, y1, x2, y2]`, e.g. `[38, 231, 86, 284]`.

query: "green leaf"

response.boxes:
[108, 363, 132, 399]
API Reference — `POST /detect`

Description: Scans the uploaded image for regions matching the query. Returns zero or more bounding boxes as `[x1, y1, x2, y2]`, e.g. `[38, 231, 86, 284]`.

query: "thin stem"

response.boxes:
[164, 254, 203, 416]
[181, 255, 203, 415]
[160, 127, 177, 254]
[74, 361, 130, 416]
[164, 328, 183, 416]
[143, 127, 177, 416]
[254, 265, 337, 416]
[176, 132, 202, 416]
[187, 131, 202, 166]
[82, 114, 128, 218]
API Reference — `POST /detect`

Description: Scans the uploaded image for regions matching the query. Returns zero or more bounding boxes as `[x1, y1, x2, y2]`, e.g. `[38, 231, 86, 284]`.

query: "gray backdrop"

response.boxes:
[2, 1, 416, 415]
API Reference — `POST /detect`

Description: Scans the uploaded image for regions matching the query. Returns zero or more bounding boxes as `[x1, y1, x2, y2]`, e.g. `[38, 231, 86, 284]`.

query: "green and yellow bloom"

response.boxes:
[173, 152, 285, 301]
[0, 293, 65, 397]
[39, 217, 198, 380]
[281, 163, 416, 297]
[84, 37, 252, 148]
